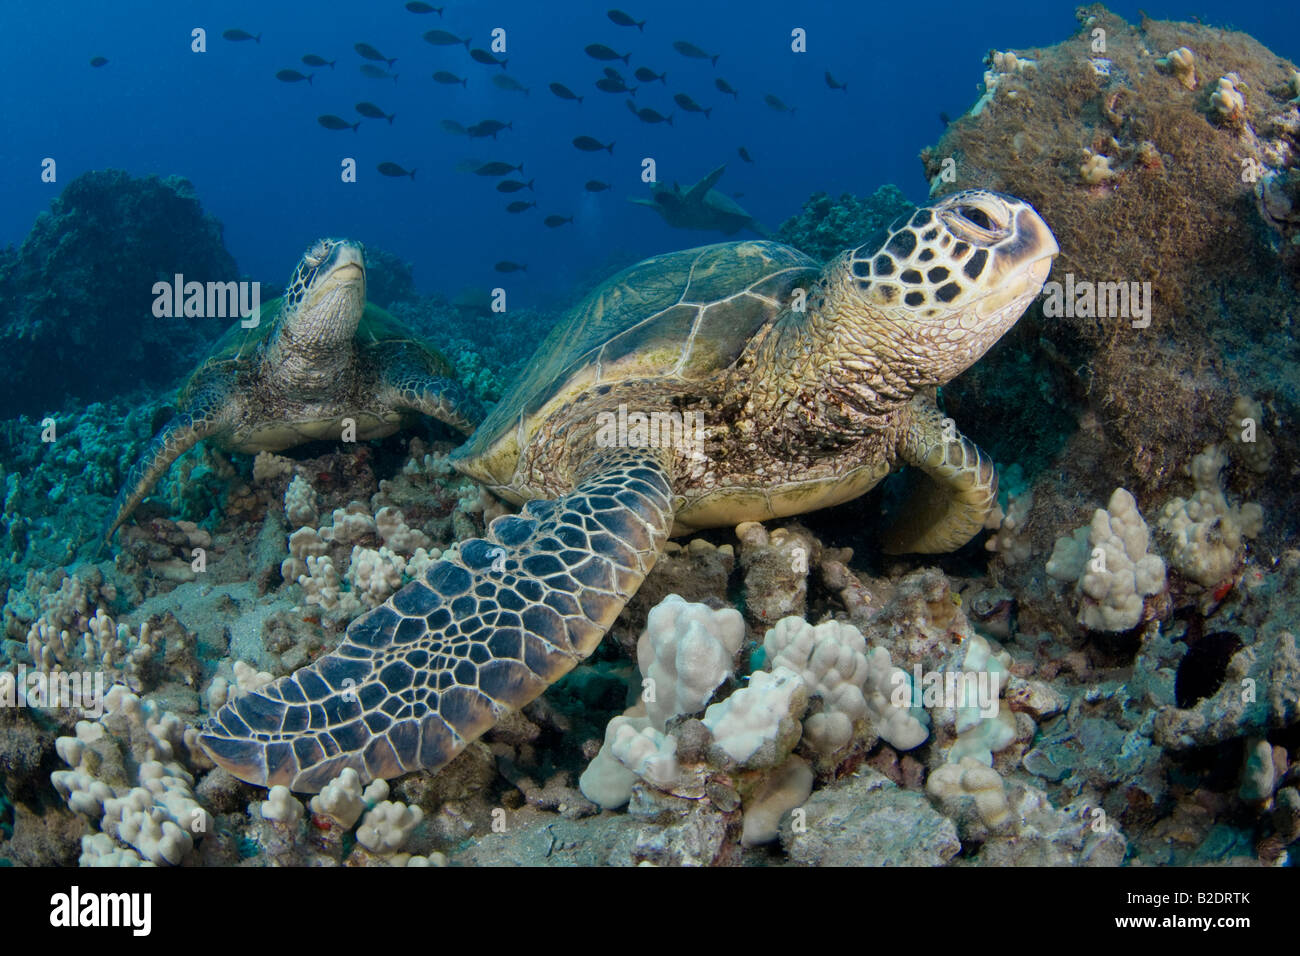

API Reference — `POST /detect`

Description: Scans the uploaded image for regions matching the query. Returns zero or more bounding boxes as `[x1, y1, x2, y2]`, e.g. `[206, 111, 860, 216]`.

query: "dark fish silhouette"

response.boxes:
[468, 119, 512, 139]
[635, 66, 666, 84]
[405, 1, 443, 12]
[318, 114, 360, 132]
[738, 146, 754, 163]
[492, 74, 529, 95]
[433, 70, 467, 86]
[423, 30, 469, 48]
[544, 214, 575, 227]
[585, 180, 612, 191]
[715, 77, 738, 98]
[475, 161, 524, 176]
[223, 29, 261, 43]
[585, 43, 629, 64]
[360, 64, 398, 81]
[495, 261, 526, 273]
[355, 43, 396, 68]
[673, 92, 710, 118]
[763, 93, 795, 114]
[673, 41, 718, 66]
[824, 71, 848, 92]
[506, 200, 537, 213]
[603, 66, 624, 81]
[440, 119, 469, 135]
[470, 48, 507, 68]
[939, 111, 952, 127]
[276, 69, 313, 84]
[89, 56, 108, 68]
[607, 9, 645, 30]
[550, 82, 583, 103]
[303, 54, 336, 69]
[627, 100, 672, 125]
[596, 77, 636, 96]
[377, 162, 416, 179]
[497, 179, 535, 192]
[573, 135, 614, 153]
[356, 102, 395, 124]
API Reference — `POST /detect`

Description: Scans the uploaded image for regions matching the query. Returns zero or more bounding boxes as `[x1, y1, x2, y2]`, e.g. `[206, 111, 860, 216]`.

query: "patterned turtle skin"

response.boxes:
[105, 238, 483, 541]
[202, 191, 1058, 792]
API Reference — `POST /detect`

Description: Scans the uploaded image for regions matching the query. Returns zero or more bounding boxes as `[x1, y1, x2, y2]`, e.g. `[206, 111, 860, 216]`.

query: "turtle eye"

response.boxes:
[957, 205, 995, 230]
[304, 240, 332, 268]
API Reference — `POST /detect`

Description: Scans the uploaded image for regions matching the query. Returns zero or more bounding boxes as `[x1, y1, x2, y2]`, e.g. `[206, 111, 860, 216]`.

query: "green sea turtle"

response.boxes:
[105, 238, 482, 540]
[631, 163, 771, 237]
[201, 191, 1058, 792]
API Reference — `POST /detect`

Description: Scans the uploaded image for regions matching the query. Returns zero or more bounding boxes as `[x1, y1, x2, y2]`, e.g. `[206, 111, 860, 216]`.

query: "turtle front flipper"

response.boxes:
[881, 392, 998, 554]
[377, 341, 485, 435]
[200, 447, 674, 792]
[103, 385, 232, 543]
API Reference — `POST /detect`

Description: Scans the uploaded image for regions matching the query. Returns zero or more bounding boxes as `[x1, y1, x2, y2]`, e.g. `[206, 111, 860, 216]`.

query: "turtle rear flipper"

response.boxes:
[200, 447, 674, 792]
[103, 384, 231, 543]
[881, 393, 998, 554]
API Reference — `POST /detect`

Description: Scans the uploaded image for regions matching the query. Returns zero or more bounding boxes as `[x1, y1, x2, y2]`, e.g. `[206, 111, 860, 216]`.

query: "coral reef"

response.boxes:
[0, 170, 239, 417]
[775, 184, 915, 262]
[920, 5, 1300, 514]
[3, 8, 1299, 872]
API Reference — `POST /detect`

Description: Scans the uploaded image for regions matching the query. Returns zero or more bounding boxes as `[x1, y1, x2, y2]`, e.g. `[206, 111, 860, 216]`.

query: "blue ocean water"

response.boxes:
[2, 0, 1295, 305]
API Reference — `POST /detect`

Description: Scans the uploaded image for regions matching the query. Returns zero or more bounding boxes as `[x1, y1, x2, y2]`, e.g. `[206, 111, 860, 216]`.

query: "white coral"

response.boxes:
[864, 646, 932, 751]
[1080, 149, 1115, 185]
[345, 545, 406, 607]
[1229, 396, 1274, 474]
[24, 608, 152, 680]
[985, 490, 1033, 565]
[101, 761, 210, 866]
[702, 666, 806, 765]
[259, 784, 305, 824]
[1156, 47, 1197, 90]
[763, 617, 868, 754]
[1210, 73, 1245, 122]
[579, 715, 680, 809]
[284, 475, 319, 528]
[637, 594, 744, 731]
[1049, 489, 1166, 631]
[252, 451, 293, 484]
[299, 554, 363, 618]
[281, 525, 327, 583]
[309, 767, 367, 828]
[356, 800, 424, 854]
[927, 756, 1011, 829]
[374, 506, 431, 554]
[1157, 445, 1262, 588]
[320, 503, 377, 545]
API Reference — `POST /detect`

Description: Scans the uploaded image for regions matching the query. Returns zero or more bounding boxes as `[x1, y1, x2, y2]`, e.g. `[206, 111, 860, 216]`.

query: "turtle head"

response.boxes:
[281, 238, 367, 348]
[831, 190, 1058, 392]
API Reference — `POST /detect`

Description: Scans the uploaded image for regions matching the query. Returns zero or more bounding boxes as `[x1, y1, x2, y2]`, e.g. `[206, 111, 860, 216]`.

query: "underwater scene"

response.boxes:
[2, 0, 1300, 878]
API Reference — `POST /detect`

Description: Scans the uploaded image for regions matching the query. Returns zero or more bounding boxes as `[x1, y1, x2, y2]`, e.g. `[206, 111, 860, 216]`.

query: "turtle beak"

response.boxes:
[322, 240, 367, 299]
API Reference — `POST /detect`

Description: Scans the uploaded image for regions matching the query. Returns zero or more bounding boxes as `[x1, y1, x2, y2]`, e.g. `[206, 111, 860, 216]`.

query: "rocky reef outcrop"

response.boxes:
[0, 170, 240, 417]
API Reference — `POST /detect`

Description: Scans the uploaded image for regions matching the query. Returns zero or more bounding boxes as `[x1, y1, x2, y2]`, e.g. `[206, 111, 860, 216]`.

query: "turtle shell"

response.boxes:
[454, 240, 819, 485]
[180, 299, 454, 402]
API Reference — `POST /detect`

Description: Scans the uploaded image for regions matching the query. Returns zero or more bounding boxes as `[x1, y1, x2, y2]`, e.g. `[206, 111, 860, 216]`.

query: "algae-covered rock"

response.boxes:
[0, 170, 240, 416]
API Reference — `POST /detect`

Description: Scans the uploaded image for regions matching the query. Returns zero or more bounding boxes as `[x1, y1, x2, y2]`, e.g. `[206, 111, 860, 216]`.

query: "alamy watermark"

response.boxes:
[595, 403, 708, 460]
[0, 666, 106, 717]
[890, 665, 1001, 717]
[152, 274, 261, 328]
[1040, 272, 1151, 329]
